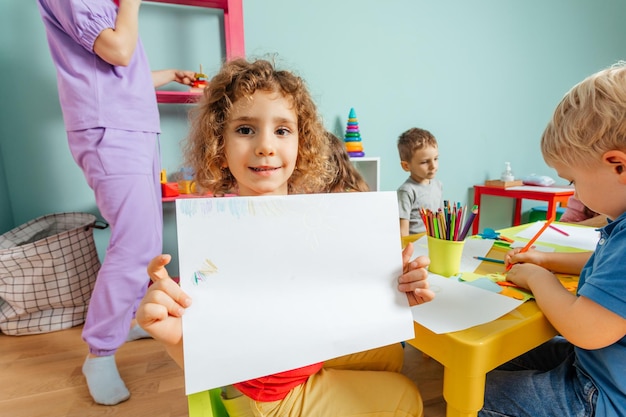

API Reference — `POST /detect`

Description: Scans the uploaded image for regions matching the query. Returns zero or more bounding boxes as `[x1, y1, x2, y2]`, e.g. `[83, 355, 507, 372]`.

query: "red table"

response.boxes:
[472, 185, 574, 234]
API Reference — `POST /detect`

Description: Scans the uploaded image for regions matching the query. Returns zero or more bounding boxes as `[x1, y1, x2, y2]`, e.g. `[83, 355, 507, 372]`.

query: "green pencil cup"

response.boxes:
[427, 236, 465, 277]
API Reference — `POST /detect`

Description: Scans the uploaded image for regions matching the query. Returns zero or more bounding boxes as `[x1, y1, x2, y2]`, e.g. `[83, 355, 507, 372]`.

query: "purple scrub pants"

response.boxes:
[68, 128, 163, 356]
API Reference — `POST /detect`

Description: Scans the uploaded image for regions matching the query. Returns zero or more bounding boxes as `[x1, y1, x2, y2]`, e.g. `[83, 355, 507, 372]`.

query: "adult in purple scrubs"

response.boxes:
[37, 0, 196, 405]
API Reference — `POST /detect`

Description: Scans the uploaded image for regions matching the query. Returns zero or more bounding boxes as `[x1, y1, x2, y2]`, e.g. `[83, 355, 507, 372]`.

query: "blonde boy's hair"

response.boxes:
[542, 61, 626, 168]
[397, 127, 438, 163]
[184, 58, 332, 195]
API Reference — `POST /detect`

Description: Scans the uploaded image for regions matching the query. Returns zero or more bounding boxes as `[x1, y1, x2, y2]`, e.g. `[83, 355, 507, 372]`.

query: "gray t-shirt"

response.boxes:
[397, 177, 443, 234]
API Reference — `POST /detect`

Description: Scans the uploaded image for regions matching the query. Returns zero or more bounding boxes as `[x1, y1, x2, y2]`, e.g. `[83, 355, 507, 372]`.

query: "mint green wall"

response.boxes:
[1, 1, 625, 273]
[0, 145, 12, 233]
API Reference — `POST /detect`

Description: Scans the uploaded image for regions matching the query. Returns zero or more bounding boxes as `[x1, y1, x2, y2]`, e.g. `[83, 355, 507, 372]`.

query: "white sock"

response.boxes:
[126, 324, 152, 342]
[82, 355, 130, 405]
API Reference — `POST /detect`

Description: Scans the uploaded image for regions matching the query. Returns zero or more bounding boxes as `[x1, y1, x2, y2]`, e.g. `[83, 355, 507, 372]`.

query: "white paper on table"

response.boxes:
[410, 236, 523, 334]
[175, 192, 415, 395]
[510, 241, 555, 252]
[411, 274, 524, 334]
[515, 221, 600, 251]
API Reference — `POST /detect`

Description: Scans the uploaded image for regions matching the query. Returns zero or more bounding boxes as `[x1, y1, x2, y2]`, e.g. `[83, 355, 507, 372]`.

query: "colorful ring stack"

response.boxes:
[344, 107, 365, 157]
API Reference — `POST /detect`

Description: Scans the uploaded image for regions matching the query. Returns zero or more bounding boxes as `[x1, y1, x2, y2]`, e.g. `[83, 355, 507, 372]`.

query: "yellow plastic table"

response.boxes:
[406, 223, 586, 417]
[407, 301, 556, 417]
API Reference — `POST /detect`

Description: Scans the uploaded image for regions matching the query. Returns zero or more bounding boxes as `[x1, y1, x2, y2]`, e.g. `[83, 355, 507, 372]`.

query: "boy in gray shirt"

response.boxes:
[396, 128, 443, 237]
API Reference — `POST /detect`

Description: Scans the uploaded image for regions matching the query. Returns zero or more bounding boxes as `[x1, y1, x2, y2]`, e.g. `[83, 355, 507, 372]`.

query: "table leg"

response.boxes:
[546, 199, 557, 221]
[513, 198, 522, 225]
[442, 367, 486, 417]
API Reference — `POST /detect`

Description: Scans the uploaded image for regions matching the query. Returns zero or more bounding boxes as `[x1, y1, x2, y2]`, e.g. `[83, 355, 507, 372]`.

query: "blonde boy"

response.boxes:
[481, 63, 626, 417]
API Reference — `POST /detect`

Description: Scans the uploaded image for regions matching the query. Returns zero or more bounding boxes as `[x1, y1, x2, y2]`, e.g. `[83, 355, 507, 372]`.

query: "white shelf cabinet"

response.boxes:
[350, 157, 380, 191]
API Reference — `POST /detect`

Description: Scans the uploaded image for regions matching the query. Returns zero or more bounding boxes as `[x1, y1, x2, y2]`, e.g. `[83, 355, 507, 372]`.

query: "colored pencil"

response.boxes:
[520, 217, 555, 252]
[458, 205, 478, 241]
[420, 203, 478, 241]
[506, 217, 555, 271]
[549, 224, 569, 236]
[473, 256, 505, 264]
[433, 215, 440, 239]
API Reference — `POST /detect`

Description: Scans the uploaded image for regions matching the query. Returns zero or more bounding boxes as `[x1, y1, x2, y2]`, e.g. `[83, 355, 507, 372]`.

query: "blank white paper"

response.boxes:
[176, 192, 416, 395]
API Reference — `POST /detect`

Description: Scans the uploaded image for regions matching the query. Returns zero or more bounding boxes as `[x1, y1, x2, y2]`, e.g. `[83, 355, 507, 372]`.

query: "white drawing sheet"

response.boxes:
[514, 221, 600, 251]
[409, 236, 525, 334]
[176, 192, 415, 395]
[410, 274, 525, 334]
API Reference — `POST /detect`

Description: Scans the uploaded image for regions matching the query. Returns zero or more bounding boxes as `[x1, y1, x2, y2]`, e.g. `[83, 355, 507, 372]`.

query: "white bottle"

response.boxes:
[501, 162, 515, 182]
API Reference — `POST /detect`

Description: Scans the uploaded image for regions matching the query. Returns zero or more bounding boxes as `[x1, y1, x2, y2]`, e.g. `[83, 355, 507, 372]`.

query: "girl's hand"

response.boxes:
[136, 254, 192, 347]
[399, 243, 435, 306]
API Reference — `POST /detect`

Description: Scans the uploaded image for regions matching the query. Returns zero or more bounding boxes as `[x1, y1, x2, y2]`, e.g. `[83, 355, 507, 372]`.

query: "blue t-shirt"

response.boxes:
[576, 211, 626, 417]
[37, 0, 160, 133]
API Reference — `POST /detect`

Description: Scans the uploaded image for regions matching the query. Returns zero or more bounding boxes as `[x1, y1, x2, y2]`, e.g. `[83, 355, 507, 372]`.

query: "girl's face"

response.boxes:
[223, 90, 299, 196]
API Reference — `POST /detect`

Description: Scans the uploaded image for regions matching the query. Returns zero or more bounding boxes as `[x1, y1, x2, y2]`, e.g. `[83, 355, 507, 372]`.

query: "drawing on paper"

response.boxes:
[193, 258, 219, 285]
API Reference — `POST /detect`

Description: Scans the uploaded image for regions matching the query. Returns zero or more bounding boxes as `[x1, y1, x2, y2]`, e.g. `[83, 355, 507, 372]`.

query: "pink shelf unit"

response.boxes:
[146, 0, 245, 104]
[155, 91, 203, 104]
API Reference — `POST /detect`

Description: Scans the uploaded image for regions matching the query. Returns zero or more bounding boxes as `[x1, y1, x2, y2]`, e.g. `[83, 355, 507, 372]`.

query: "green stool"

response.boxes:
[188, 388, 229, 417]
[529, 205, 566, 223]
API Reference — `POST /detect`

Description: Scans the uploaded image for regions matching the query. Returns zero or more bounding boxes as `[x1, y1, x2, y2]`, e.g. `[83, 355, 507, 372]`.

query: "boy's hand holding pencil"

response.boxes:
[504, 217, 555, 271]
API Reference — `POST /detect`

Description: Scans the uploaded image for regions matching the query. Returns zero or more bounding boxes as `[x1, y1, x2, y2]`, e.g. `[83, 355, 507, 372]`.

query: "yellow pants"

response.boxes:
[401, 233, 426, 249]
[222, 343, 423, 417]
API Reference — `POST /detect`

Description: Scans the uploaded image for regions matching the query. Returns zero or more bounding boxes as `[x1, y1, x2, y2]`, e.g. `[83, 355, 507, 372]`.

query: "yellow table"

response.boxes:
[406, 223, 586, 417]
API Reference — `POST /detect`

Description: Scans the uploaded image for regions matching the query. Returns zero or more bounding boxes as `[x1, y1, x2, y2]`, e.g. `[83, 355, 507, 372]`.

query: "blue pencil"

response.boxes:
[473, 256, 505, 264]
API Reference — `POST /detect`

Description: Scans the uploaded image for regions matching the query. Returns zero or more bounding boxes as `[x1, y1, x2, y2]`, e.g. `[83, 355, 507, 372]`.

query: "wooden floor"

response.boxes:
[0, 326, 445, 417]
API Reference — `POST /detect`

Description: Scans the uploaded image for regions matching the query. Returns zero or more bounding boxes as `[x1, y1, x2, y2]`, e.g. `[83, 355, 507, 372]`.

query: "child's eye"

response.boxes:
[276, 127, 291, 136]
[236, 126, 254, 135]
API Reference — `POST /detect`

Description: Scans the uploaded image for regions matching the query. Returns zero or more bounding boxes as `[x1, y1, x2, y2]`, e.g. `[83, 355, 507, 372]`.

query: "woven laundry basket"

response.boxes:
[0, 212, 106, 335]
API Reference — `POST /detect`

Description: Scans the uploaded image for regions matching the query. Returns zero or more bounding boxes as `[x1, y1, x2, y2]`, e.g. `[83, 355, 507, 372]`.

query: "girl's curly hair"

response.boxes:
[183, 58, 332, 195]
[326, 132, 369, 192]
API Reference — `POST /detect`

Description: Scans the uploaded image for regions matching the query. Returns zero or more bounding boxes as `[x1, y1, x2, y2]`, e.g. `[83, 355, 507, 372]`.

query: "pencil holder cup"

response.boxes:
[427, 236, 465, 277]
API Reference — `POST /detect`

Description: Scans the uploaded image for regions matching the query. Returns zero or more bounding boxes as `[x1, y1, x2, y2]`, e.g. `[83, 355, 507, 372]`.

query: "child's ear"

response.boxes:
[603, 150, 626, 180]
[400, 160, 411, 172]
